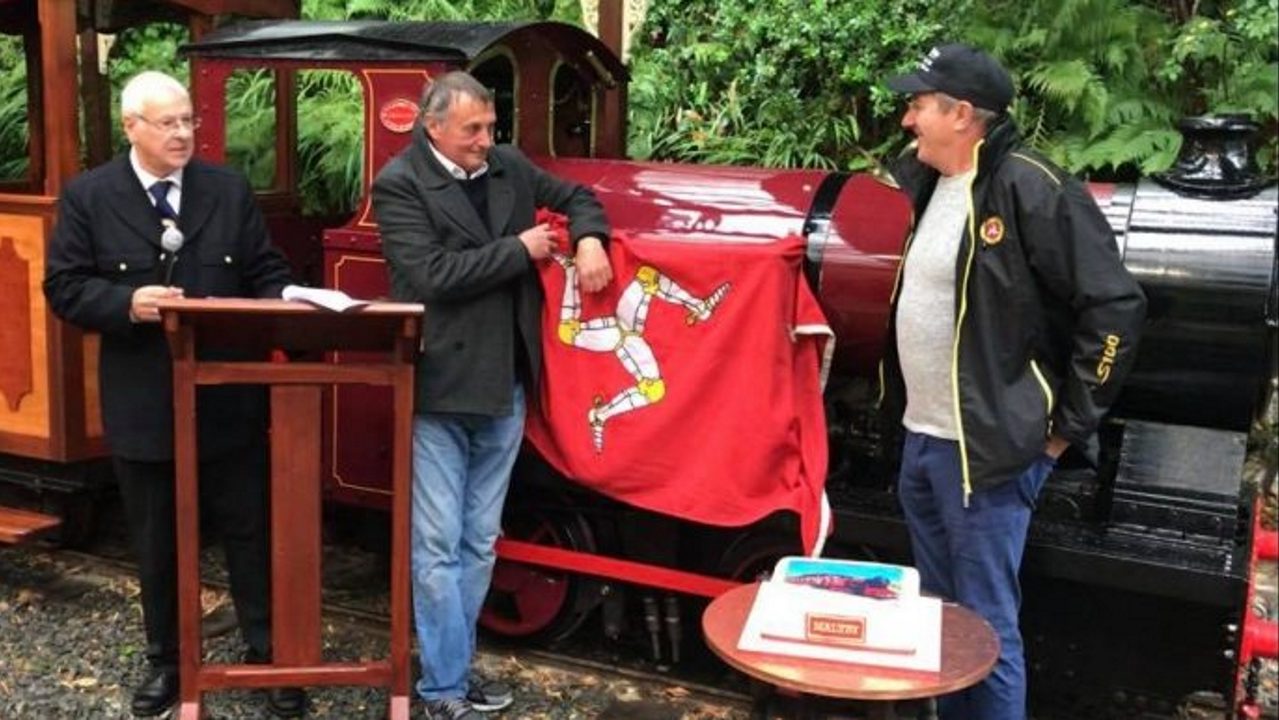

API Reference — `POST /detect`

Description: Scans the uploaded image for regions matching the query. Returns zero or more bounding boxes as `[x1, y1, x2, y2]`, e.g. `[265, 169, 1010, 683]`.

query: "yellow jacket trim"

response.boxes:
[1010, 152, 1062, 187]
[1029, 358, 1055, 434]
[953, 140, 984, 506]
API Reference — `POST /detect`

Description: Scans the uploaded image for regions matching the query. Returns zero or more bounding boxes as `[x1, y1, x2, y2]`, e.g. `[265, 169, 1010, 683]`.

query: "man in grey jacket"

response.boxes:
[372, 70, 611, 720]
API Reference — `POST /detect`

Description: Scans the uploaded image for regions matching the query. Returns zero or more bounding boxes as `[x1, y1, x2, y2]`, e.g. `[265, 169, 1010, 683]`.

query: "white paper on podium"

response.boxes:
[737, 581, 942, 672]
[282, 284, 370, 313]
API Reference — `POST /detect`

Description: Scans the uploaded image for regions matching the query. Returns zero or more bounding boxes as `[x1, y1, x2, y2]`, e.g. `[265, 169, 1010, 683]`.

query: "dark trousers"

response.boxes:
[114, 444, 271, 671]
[897, 431, 1054, 720]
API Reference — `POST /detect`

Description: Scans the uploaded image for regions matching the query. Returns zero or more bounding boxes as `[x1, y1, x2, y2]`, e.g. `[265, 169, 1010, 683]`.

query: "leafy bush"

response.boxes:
[295, 70, 365, 214]
[4, 0, 1273, 197]
[1157, 0, 1279, 172]
[225, 69, 279, 192]
[963, 0, 1278, 178]
[628, 0, 958, 169]
[627, 0, 1276, 180]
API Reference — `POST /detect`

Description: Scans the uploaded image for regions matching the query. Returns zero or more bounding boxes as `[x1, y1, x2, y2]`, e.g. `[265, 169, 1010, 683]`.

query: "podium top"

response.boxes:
[158, 297, 424, 354]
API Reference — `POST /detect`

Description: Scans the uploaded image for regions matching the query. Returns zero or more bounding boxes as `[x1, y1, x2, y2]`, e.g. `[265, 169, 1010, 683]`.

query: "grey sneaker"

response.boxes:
[423, 697, 485, 720]
[466, 674, 513, 712]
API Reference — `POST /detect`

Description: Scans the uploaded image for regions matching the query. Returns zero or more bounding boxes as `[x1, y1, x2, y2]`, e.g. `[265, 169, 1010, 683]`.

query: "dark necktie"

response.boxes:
[148, 180, 179, 223]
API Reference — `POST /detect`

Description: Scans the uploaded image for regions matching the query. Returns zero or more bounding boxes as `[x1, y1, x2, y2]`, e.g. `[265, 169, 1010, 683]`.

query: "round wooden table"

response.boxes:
[702, 583, 1000, 719]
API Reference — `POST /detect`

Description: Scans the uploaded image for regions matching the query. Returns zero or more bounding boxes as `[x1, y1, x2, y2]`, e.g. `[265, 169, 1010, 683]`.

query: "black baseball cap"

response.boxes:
[886, 43, 1014, 112]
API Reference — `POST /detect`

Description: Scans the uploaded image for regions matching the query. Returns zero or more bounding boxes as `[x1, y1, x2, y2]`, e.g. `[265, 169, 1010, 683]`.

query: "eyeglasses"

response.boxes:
[134, 115, 201, 134]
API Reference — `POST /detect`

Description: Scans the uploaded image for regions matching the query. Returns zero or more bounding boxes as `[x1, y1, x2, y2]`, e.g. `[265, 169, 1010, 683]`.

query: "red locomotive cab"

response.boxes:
[182, 21, 628, 508]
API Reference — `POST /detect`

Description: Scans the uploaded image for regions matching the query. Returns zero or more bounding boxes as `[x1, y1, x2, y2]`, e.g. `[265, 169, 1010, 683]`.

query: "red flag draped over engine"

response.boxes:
[525, 214, 833, 554]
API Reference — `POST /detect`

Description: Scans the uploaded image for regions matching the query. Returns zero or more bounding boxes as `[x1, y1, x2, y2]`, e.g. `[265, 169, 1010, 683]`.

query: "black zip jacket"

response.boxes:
[880, 118, 1147, 497]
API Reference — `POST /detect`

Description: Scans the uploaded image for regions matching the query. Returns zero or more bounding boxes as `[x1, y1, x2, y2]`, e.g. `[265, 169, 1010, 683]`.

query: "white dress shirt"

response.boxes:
[129, 148, 183, 216]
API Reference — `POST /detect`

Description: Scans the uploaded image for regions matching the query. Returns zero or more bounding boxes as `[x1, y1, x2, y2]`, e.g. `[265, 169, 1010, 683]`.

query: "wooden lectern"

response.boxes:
[158, 298, 424, 720]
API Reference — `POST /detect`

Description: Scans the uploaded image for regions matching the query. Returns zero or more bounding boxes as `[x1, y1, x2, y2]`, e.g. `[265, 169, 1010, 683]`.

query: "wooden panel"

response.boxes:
[82, 332, 102, 438]
[0, 236, 33, 411]
[0, 213, 50, 440]
[0, 507, 61, 544]
[270, 385, 323, 666]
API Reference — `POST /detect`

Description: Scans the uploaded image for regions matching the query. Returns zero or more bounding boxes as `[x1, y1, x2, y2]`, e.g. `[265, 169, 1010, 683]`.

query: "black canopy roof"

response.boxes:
[180, 20, 626, 78]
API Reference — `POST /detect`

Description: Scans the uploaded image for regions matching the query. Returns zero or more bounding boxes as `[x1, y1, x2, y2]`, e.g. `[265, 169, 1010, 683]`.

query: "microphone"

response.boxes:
[160, 220, 185, 286]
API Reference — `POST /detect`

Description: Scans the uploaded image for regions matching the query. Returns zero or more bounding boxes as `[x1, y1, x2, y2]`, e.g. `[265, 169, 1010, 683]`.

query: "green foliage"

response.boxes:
[0, 24, 189, 182]
[628, 0, 958, 169]
[0, 36, 27, 181]
[295, 70, 365, 214]
[961, 0, 1278, 178]
[225, 69, 278, 191]
[961, 0, 1180, 177]
[1158, 0, 1279, 170]
[3, 0, 1273, 198]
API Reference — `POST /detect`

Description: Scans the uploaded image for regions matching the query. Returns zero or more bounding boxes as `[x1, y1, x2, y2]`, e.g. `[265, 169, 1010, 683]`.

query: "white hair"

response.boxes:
[120, 71, 189, 117]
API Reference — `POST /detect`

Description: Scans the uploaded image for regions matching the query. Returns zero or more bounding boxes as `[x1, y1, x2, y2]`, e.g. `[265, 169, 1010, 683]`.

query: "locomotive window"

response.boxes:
[470, 53, 516, 145]
[225, 69, 277, 192]
[295, 69, 364, 217]
[550, 63, 593, 158]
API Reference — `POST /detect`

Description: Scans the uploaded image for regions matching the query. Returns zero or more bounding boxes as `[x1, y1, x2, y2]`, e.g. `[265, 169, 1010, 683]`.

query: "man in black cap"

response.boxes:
[878, 44, 1146, 719]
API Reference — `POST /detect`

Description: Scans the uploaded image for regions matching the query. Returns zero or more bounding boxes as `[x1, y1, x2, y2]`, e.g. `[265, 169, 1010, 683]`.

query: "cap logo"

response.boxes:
[980, 216, 1005, 245]
[919, 47, 941, 72]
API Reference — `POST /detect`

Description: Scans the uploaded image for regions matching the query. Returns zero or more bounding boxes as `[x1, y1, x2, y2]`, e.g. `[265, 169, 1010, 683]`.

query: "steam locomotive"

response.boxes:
[1, 7, 1274, 717]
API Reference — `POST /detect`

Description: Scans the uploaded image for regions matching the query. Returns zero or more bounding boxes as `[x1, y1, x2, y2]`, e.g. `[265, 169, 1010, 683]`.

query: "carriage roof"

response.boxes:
[180, 19, 627, 79]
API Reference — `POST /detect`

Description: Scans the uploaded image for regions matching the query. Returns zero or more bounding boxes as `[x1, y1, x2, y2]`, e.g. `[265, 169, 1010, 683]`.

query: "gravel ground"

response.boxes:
[0, 547, 746, 720]
[3, 422, 1274, 720]
[1, 543, 1249, 720]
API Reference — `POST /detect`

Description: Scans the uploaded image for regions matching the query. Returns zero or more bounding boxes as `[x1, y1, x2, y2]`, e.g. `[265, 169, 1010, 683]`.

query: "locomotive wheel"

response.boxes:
[715, 530, 804, 582]
[480, 509, 596, 643]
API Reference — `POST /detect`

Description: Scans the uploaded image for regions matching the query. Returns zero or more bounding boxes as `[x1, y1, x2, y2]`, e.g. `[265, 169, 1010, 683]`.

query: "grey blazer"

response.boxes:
[371, 127, 610, 416]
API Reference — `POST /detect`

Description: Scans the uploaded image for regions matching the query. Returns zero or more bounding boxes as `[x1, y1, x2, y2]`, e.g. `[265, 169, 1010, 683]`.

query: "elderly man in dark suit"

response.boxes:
[43, 71, 305, 718]
[372, 70, 612, 720]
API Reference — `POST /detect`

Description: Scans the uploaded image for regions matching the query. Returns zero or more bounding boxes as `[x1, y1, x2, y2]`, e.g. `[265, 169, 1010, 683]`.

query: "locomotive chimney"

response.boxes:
[1154, 114, 1274, 200]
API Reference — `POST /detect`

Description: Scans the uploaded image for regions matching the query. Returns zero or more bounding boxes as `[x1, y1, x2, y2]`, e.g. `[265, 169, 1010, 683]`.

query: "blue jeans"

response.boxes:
[411, 383, 525, 701]
[897, 431, 1054, 720]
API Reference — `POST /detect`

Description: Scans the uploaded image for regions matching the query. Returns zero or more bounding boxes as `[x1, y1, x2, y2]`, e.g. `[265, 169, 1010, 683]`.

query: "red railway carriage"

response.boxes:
[0, 0, 298, 543]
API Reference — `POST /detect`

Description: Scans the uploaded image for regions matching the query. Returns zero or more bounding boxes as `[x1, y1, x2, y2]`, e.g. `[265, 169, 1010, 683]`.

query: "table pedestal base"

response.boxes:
[749, 683, 941, 720]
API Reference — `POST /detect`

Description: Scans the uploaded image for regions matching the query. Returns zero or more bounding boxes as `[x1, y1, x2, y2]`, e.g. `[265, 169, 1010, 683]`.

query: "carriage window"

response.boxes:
[471, 54, 515, 145]
[295, 69, 364, 217]
[550, 63, 592, 158]
[224, 69, 277, 191]
[0, 35, 30, 185]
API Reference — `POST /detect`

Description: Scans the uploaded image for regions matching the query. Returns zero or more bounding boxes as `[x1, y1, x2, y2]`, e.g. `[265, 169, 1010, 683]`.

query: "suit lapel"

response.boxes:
[486, 154, 514, 236]
[177, 161, 219, 246]
[434, 182, 492, 244]
[105, 157, 164, 249]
